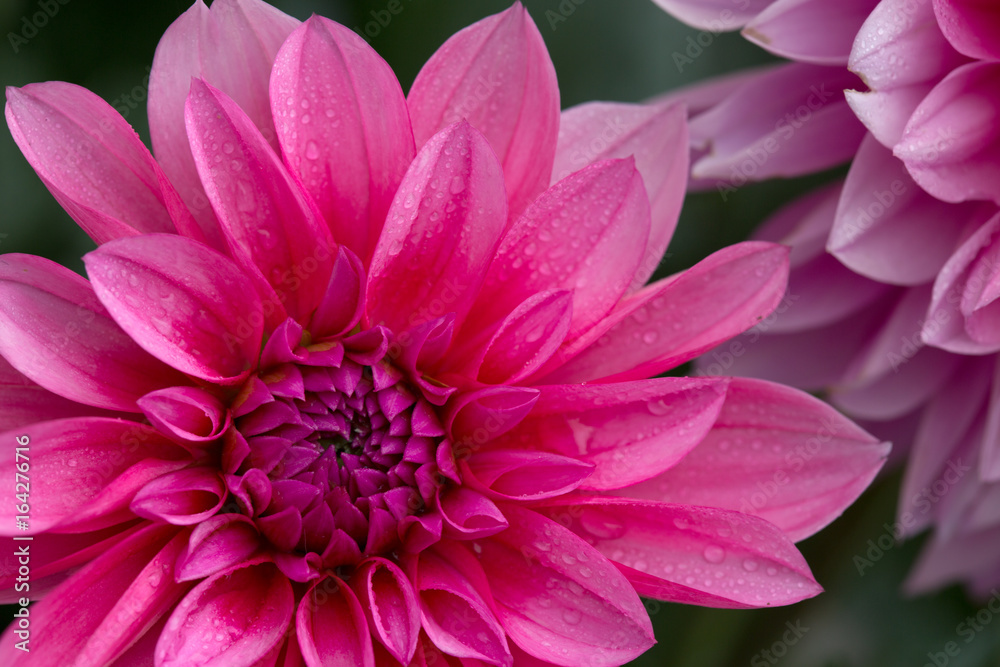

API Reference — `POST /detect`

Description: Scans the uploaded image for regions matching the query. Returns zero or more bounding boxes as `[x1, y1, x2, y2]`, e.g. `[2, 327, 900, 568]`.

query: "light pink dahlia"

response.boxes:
[0, 1, 890, 665]
[653, 0, 879, 65]
[653, 0, 1000, 594]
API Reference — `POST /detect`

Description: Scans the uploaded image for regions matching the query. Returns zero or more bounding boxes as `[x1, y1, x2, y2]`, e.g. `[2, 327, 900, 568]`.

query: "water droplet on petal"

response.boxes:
[703, 545, 725, 564]
[562, 609, 582, 625]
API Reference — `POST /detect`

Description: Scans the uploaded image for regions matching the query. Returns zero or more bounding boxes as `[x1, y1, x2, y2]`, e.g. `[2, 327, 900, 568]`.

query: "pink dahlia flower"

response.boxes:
[0, 1, 890, 665]
[653, 0, 1000, 593]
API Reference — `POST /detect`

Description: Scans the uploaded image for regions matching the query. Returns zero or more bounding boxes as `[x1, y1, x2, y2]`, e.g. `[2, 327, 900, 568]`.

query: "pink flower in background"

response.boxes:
[0, 1, 891, 665]
[652, 0, 1000, 594]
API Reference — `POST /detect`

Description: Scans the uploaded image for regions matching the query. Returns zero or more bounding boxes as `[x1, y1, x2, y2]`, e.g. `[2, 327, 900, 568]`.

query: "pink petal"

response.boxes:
[979, 360, 1000, 481]
[832, 346, 961, 419]
[752, 182, 836, 265]
[689, 63, 866, 180]
[649, 0, 777, 30]
[846, 85, 936, 148]
[473, 290, 574, 384]
[297, 575, 375, 667]
[851, 0, 966, 91]
[416, 547, 511, 666]
[350, 558, 420, 665]
[309, 247, 367, 339]
[5, 83, 201, 244]
[703, 303, 892, 390]
[540, 498, 822, 608]
[617, 378, 890, 542]
[0, 524, 145, 603]
[0, 356, 111, 432]
[0, 418, 189, 535]
[540, 242, 789, 384]
[476, 505, 653, 667]
[149, 0, 300, 248]
[897, 358, 988, 534]
[446, 386, 540, 453]
[0, 524, 187, 667]
[895, 62, 1000, 204]
[367, 122, 507, 334]
[157, 559, 294, 666]
[461, 449, 595, 501]
[185, 79, 335, 322]
[925, 211, 1000, 353]
[131, 466, 227, 526]
[656, 65, 781, 117]
[85, 233, 263, 384]
[139, 386, 231, 444]
[831, 135, 974, 285]
[743, 0, 880, 65]
[551, 102, 689, 289]
[905, 528, 1000, 595]
[0, 253, 186, 411]
[467, 158, 650, 341]
[408, 3, 559, 219]
[270, 16, 415, 264]
[492, 377, 728, 490]
[175, 513, 262, 581]
[438, 486, 508, 539]
[933, 0, 1000, 60]
[756, 191, 892, 331]
[837, 284, 935, 386]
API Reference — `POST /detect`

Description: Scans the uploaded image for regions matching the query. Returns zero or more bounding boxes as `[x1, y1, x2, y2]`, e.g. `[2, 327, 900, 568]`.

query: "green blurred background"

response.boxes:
[1, 0, 997, 664]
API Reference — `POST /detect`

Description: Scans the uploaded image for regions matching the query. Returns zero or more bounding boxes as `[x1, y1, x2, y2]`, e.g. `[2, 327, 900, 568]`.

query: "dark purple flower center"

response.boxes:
[228, 326, 446, 568]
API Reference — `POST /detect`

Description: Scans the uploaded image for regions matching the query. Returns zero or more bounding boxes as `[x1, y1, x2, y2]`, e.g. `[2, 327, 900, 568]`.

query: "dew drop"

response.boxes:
[562, 609, 582, 625]
[580, 514, 626, 540]
[743, 558, 758, 572]
[304, 141, 320, 160]
[647, 399, 671, 416]
[703, 545, 725, 564]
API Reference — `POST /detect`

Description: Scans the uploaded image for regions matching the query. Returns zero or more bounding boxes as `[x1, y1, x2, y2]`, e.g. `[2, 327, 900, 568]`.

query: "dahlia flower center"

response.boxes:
[231, 327, 446, 566]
